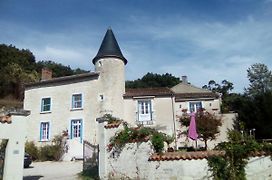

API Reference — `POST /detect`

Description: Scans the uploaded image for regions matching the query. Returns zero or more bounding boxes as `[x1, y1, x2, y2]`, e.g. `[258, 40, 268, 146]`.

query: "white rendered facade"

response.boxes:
[24, 29, 227, 159]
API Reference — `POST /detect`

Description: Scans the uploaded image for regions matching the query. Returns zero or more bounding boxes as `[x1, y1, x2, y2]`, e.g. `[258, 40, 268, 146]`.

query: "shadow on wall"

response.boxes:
[23, 175, 44, 180]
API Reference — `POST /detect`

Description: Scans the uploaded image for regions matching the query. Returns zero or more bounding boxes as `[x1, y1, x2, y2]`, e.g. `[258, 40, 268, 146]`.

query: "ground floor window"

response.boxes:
[40, 122, 50, 141]
[137, 100, 153, 123]
[189, 101, 202, 112]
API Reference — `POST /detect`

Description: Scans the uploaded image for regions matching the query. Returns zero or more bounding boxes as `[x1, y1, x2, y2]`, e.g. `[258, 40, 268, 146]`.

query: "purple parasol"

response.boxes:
[188, 112, 198, 140]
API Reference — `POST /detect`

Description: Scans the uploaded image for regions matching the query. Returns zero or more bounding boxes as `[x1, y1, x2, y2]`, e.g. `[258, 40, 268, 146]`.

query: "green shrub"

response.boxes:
[39, 145, 56, 161]
[0, 140, 8, 153]
[151, 132, 165, 153]
[25, 134, 66, 161]
[208, 130, 272, 180]
[25, 141, 39, 160]
[39, 135, 65, 161]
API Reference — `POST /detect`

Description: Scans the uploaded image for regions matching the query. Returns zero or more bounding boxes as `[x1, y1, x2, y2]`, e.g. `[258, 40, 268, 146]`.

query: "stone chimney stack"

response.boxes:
[181, 75, 188, 84]
[41, 68, 52, 81]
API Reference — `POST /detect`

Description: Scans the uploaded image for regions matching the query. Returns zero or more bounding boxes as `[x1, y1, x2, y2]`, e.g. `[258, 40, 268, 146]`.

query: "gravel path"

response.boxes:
[23, 161, 83, 180]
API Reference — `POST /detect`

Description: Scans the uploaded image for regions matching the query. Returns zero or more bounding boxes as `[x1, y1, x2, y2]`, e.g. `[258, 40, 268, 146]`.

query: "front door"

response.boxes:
[65, 120, 83, 160]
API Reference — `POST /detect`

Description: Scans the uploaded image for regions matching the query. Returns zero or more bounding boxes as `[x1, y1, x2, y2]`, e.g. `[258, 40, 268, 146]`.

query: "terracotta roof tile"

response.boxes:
[104, 121, 122, 129]
[148, 151, 225, 161]
[124, 87, 173, 98]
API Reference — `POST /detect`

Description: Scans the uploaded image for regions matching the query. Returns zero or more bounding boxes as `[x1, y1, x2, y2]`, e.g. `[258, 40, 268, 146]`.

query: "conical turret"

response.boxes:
[92, 28, 127, 65]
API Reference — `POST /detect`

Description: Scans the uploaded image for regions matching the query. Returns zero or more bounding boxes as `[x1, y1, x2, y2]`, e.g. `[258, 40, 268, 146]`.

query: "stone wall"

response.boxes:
[98, 121, 272, 180]
[0, 110, 30, 180]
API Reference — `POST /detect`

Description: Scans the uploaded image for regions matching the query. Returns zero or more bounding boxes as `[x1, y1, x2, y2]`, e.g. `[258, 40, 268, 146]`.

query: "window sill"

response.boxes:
[136, 120, 154, 125]
[40, 111, 51, 114]
[70, 108, 83, 111]
[39, 140, 50, 142]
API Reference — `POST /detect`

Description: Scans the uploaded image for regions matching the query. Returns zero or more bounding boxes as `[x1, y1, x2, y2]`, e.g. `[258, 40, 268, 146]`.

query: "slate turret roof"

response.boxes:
[92, 28, 127, 65]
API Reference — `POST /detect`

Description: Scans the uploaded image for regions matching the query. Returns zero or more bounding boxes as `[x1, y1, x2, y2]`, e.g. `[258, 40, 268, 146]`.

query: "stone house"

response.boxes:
[24, 28, 234, 160]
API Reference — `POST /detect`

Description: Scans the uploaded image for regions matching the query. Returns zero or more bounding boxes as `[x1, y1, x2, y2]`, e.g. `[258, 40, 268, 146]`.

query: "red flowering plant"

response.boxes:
[177, 108, 222, 150]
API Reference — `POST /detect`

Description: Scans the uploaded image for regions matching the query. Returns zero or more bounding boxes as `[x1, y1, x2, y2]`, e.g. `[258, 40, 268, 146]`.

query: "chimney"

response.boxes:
[181, 76, 188, 84]
[41, 68, 52, 81]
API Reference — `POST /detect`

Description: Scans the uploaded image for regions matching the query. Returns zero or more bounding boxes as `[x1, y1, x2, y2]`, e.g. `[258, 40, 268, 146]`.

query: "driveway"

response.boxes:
[23, 161, 83, 180]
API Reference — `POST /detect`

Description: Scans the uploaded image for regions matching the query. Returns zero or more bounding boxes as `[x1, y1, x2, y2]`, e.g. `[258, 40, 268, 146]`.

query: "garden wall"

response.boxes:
[97, 120, 272, 179]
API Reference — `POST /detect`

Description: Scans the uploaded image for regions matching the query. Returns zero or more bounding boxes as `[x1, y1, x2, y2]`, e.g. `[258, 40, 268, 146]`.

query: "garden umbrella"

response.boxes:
[188, 112, 198, 140]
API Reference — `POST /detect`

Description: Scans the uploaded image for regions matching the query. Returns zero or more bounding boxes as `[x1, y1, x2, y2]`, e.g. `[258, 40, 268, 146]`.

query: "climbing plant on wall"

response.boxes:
[207, 130, 272, 180]
[108, 122, 174, 155]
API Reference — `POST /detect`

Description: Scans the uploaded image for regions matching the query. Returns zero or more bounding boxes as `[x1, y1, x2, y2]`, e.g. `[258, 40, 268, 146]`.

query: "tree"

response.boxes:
[202, 79, 235, 112]
[196, 111, 222, 150]
[126, 72, 180, 88]
[2, 63, 39, 99]
[246, 63, 272, 96]
[36, 60, 88, 78]
[235, 92, 272, 139]
[0, 44, 38, 98]
[179, 110, 222, 150]
[202, 79, 233, 96]
[0, 44, 88, 100]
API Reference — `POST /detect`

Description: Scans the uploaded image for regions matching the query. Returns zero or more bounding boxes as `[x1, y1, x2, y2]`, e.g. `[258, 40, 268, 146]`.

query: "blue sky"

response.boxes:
[1, 0, 272, 92]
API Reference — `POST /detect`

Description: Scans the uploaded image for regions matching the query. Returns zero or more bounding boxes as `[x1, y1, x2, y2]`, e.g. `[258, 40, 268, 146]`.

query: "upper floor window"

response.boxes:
[189, 101, 202, 112]
[40, 122, 50, 141]
[41, 97, 51, 112]
[72, 94, 82, 109]
[137, 100, 153, 124]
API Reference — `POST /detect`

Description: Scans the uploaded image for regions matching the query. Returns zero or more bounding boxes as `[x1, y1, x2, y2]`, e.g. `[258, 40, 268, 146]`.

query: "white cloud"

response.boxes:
[1, 15, 272, 93]
[123, 17, 272, 92]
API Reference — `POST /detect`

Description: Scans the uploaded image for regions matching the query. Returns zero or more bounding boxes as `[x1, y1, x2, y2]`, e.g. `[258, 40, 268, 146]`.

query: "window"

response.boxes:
[40, 122, 49, 141]
[72, 94, 82, 109]
[189, 101, 202, 112]
[70, 119, 82, 140]
[41, 98, 51, 112]
[137, 100, 152, 123]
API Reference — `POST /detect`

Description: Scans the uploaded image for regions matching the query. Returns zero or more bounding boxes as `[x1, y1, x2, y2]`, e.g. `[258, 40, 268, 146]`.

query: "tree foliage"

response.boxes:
[246, 63, 272, 96]
[36, 60, 88, 78]
[231, 63, 272, 139]
[202, 79, 236, 112]
[202, 79, 234, 96]
[196, 111, 222, 149]
[126, 72, 180, 88]
[179, 110, 222, 150]
[0, 44, 87, 100]
[208, 130, 272, 180]
[234, 92, 272, 139]
[0, 44, 39, 99]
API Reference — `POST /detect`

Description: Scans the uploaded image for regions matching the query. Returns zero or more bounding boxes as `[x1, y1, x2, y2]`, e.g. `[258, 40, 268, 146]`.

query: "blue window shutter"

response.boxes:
[80, 120, 83, 143]
[72, 95, 74, 109]
[149, 100, 152, 120]
[40, 123, 42, 141]
[70, 121, 73, 139]
[47, 122, 50, 140]
[41, 99, 43, 112]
